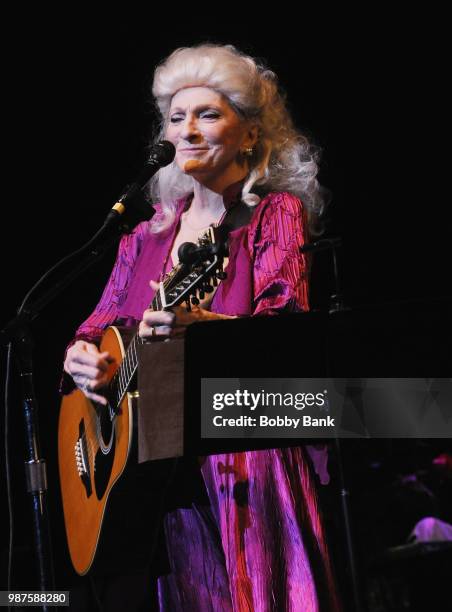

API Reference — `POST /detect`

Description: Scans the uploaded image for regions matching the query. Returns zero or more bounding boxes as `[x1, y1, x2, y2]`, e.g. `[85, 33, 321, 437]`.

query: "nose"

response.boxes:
[179, 114, 200, 142]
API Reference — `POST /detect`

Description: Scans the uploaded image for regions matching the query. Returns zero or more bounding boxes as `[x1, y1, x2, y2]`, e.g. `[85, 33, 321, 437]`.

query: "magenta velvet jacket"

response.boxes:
[68, 191, 310, 346]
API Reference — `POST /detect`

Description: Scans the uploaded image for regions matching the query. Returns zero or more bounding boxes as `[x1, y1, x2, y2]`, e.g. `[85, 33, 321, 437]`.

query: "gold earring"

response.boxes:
[242, 147, 253, 157]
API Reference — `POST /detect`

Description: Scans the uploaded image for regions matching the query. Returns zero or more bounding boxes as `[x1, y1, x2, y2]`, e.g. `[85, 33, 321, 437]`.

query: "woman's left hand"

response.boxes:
[138, 280, 235, 341]
[139, 304, 230, 340]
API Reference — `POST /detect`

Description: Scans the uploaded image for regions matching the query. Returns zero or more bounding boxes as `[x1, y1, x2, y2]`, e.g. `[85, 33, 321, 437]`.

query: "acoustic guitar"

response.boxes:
[58, 228, 223, 575]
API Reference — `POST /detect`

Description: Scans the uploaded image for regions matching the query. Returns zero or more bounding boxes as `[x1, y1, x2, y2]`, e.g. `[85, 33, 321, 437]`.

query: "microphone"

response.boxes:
[103, 140, 175, 229]
[178, 241, 221, 265]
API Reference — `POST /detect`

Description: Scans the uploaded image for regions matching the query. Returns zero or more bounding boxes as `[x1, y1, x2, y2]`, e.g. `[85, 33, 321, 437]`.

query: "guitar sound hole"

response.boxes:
[98, 404, 114, 447]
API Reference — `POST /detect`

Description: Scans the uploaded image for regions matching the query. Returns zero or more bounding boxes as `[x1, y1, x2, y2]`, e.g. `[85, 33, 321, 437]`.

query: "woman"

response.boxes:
[63, 44, 339, 611]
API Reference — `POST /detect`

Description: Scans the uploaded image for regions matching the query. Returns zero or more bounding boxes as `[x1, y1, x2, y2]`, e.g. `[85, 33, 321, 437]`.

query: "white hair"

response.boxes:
[149, 44, 328, 234]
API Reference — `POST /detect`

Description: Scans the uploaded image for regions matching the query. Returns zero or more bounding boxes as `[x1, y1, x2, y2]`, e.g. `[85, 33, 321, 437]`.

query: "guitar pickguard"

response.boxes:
[94, 406, 117, 500]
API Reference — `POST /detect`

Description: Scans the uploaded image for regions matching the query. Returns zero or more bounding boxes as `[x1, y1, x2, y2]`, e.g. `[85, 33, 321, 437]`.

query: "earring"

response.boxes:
[242, 147, 254, 157]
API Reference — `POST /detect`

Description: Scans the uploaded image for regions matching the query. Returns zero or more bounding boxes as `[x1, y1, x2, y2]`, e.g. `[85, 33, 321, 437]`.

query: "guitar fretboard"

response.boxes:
[108, 289, 161, 410]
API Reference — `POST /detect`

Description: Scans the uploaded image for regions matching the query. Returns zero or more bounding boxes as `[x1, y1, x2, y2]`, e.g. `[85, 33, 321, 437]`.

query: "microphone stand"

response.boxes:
[300, 238, 364, 612]
[1, 196, 155, 608]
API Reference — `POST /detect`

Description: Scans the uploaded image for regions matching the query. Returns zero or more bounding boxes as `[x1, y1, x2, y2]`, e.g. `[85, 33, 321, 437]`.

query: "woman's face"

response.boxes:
[166, 87, 256, 191]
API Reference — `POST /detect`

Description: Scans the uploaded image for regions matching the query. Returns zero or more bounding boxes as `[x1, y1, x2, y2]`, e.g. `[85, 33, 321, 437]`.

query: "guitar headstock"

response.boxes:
[156, 227, 226, 310]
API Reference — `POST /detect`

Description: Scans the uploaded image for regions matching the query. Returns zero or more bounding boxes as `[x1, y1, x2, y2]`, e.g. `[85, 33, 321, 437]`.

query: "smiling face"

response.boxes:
[165, 87, 257, 192]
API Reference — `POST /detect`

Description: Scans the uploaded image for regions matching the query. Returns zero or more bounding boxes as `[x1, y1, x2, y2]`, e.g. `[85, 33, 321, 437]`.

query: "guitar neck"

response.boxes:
[108, 290, 161, 410]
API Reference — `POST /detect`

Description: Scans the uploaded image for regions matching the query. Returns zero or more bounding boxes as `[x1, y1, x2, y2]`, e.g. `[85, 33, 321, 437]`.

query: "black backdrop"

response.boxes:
[1, 15, 450, 599]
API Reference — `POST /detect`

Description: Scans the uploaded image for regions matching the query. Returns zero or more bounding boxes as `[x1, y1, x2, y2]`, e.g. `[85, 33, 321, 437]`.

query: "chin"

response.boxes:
[181, 159, 209, 174]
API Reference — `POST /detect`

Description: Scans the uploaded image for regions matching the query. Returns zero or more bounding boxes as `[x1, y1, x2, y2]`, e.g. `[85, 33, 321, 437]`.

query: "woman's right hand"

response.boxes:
[64, 340, 114, 405]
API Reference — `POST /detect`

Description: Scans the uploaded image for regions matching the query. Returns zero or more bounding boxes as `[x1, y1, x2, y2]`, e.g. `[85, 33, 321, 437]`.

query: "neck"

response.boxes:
[190, 166, 247, 214]
[196, 161, 248, 196]
[190, 183, 225, 218]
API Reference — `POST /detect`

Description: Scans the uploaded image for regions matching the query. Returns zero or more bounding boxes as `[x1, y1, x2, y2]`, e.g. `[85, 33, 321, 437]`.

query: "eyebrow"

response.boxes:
[169, 104, 223, 114]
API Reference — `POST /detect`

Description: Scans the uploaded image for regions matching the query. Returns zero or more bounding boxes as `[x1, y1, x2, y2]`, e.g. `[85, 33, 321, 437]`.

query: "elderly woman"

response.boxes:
[63, 44, 339, 611]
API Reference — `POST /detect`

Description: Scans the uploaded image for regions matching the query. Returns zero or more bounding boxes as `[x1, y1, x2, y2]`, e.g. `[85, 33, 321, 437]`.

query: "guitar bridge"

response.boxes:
[75, 419, 92, 497]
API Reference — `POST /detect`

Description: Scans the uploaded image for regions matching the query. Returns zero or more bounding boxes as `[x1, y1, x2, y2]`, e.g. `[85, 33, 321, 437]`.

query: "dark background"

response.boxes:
[1, 15, 450, 609]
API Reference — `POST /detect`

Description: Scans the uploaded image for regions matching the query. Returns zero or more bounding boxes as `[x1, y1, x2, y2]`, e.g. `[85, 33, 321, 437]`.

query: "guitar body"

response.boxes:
[58, 326, 135, 575]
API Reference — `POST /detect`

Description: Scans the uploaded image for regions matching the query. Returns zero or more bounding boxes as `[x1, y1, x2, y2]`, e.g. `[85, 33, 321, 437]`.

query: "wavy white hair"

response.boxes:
[149, 44, 327, 233]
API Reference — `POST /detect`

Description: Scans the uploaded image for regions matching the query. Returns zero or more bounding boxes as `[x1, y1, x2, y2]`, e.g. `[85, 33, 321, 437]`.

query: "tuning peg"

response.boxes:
[203, 283, 214, 293]
[198, 290, 205, 300]
[216, 271, 227, 280]
[191, 296, 200, 306]
[185, 300, 192, 312]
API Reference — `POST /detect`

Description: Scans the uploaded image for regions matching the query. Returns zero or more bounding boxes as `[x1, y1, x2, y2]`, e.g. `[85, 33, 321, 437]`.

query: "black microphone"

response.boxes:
[178, 241, 221, 265]
[103, 140, 175, 229]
